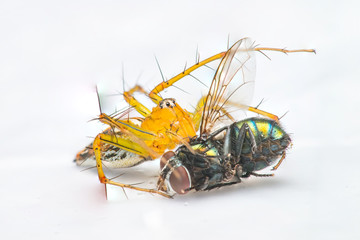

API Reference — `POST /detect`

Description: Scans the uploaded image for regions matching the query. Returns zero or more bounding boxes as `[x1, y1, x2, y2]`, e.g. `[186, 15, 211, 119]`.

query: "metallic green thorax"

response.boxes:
[191, 143, 219, 157]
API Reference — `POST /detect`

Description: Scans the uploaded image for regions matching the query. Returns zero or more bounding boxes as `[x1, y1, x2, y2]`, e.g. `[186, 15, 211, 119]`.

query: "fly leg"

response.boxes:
[234, 122, 257, 156]
[271, 151, 286, 171]
[239, 171, 274, 178]
[233, 123, 276, 178]
[93, 133, 171, 198]
[250, 172, 274, 177]
[215, 122, 259, 182]
[232, 123, 259, 180]
[204, 180, 242, 191]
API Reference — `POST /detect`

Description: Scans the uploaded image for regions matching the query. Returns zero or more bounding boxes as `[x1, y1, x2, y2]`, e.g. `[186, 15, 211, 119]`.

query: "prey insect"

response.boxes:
[75, 38, 314, 198]
[158, 117, 291, 194]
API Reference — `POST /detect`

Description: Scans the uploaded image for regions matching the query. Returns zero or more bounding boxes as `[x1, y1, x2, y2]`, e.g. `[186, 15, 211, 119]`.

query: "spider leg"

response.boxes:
[247, 106, 279, 122]
[149, 52, 227, 104]
[123, 85, 152, 117]
[122, 52, 227, 117]
[225, 100, 280, 122]
[99, 113, 156, 142]
[123, 45, 315, 118]
[192, 98, 280, 134]
[254, 47, 315, 54]
[93, 133, 171, 198]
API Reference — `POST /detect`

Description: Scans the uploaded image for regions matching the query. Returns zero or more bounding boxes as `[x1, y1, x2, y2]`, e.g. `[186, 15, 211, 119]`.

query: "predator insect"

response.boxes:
[75, 38, 314, 198]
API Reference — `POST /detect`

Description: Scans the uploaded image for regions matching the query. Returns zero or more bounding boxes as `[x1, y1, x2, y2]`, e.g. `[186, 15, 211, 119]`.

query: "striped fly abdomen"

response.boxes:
[233, 118, 291, 173]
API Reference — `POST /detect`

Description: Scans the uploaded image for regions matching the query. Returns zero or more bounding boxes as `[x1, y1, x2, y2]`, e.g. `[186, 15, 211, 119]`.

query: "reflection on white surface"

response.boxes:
[1, 0, 360, 239]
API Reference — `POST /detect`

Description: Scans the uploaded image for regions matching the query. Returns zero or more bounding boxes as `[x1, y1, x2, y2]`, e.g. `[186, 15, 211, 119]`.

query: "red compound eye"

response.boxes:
[169, 166, 191, 195]
[160, 151, 175, 169]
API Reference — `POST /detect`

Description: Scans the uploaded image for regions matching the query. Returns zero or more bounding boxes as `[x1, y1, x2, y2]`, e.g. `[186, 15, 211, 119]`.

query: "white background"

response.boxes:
[1, 0, 360, 239]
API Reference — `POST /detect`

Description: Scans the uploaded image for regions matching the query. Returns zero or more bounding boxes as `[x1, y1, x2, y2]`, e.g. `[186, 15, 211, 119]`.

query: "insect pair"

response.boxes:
[75, 38, 315, 198]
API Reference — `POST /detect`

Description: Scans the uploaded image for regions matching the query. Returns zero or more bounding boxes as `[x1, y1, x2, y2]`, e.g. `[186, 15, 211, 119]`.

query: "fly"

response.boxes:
[158, 117, 291, 194]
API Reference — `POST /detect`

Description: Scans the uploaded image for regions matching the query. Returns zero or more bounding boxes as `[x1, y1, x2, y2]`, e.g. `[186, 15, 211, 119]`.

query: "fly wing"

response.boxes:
[200, 38, 256, 135]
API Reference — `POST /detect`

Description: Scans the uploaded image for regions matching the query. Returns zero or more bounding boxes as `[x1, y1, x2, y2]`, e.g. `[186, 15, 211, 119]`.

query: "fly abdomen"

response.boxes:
[232, 117, 291, 172]
[235, 118, 280, 139]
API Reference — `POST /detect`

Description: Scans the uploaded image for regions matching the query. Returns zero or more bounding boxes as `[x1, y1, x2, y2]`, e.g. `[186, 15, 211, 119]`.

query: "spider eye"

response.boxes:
[169, 166, 191, 195]
[159, 98, 176, 109]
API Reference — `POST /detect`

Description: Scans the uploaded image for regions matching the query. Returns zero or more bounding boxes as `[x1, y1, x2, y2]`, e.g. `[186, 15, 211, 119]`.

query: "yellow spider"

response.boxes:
[75, 38, 315, 198]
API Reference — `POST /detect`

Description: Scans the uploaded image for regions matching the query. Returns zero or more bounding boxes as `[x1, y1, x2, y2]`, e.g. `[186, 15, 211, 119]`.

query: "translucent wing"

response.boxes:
[200, 38, 257, 135]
